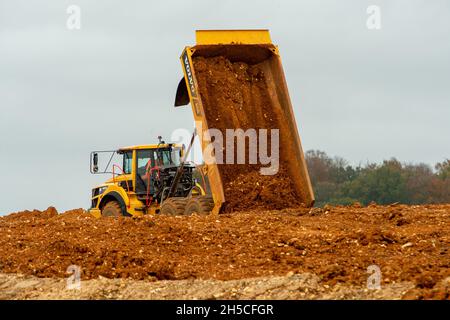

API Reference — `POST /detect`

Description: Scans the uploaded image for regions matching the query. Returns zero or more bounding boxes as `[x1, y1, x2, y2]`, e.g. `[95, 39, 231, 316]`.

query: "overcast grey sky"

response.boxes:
[1, 0, 449, 214]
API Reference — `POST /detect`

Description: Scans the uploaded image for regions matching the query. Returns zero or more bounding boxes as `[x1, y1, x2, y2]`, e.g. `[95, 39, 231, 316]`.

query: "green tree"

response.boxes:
[342, 159, 406, 205]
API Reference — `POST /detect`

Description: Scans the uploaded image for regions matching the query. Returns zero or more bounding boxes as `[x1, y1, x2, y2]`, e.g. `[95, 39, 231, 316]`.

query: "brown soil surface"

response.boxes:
[0, 204, 448, 299]
[193, 56, 302, 212]
[223, 169, 301, 212]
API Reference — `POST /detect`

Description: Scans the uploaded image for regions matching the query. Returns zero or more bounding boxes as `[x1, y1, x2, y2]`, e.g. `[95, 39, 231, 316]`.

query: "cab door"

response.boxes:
[135, 149, 155, 195]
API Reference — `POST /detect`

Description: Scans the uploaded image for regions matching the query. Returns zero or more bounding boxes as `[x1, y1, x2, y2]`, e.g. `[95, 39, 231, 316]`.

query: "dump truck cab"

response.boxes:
[89, 141, 207, 218]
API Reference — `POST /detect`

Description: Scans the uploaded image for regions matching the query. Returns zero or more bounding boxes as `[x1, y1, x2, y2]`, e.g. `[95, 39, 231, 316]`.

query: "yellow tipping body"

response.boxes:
[177, 30, 315, 214]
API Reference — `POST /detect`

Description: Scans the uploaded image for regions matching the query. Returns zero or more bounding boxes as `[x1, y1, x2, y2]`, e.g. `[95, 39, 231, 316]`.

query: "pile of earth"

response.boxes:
[0, 204, 448, 299]
[193, 56, 303, 212]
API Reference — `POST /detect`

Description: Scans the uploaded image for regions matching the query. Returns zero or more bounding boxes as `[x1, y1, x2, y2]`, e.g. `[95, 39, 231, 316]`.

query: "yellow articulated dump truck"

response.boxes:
[88, 29, 314, 217]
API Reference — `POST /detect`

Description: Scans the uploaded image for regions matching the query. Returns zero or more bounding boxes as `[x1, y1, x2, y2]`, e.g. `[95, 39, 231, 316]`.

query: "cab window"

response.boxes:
[155, 148, 181, 166]
[123, 151, 133, 174]
[137, 149, 154, 177]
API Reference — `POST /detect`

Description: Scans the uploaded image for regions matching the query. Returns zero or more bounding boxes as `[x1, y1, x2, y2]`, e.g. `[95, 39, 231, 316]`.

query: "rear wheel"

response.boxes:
[160, 197, 188, 216]
[184, 196, 214, 215]
[101, 200, 122, 217]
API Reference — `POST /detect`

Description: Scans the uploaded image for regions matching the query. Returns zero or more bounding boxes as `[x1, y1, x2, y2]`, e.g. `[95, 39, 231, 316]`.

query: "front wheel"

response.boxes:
[101, 200, 122, 217]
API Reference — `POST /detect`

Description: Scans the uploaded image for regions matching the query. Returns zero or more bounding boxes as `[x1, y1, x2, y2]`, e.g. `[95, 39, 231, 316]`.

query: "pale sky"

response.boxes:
[1, 0, 449, 214]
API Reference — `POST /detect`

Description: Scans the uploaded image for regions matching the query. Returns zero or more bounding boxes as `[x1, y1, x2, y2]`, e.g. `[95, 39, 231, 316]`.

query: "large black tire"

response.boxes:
[160, 197, 188, 216]
[184, 196, 214, 215]
[101, 200, 122, 217]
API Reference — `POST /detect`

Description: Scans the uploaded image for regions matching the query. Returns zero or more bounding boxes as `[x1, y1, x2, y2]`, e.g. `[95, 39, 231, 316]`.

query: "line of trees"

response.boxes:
[305, 150, 450, 207]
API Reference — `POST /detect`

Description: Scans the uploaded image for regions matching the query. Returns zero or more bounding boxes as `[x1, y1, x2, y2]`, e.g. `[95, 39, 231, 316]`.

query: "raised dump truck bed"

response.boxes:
[176, 30, 314, 214]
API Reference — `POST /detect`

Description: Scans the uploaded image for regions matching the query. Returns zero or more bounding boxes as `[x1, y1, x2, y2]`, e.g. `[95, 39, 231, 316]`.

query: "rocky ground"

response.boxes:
[0, 204, 448, 299]
[0, 272, 422, 300]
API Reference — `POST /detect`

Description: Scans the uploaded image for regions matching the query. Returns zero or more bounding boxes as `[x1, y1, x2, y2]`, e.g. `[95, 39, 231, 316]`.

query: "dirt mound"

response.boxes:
[193, 56, 301, 212]
[0, 204, 448, 299]
[223, 168, 302, 212]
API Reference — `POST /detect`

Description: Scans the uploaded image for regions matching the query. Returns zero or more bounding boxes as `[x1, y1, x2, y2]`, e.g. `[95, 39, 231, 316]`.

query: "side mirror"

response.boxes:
[92, 152, 98, 173]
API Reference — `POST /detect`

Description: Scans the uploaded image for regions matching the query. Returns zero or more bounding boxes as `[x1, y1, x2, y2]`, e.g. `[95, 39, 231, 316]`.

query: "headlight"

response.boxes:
[93, 186, 107, 197]
[98, 186, 107, 195]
